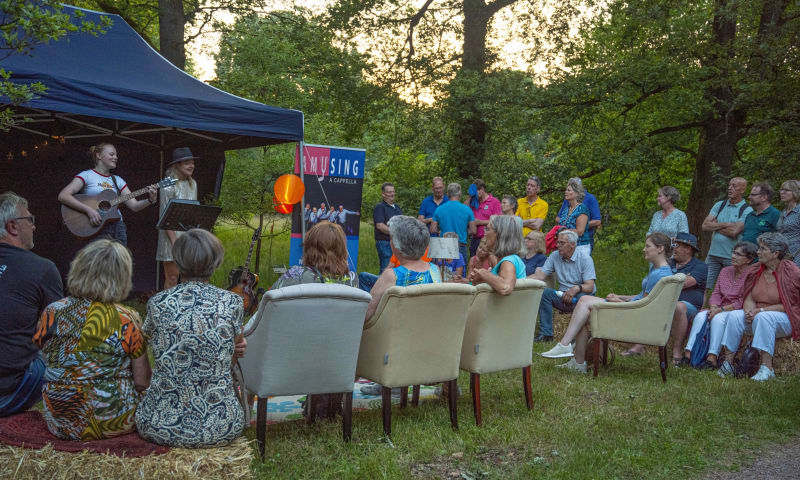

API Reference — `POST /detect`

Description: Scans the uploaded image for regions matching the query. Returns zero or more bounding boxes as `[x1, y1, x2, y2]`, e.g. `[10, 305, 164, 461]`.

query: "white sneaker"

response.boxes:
[555, 358, 587, 374]
[750, 365, 775, 382]
[541, 342, 574, 358]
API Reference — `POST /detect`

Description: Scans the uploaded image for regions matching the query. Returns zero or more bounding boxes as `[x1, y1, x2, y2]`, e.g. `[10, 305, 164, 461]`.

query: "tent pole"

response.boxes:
[156, 134, 165, 291]
[299, 113, 306, 248]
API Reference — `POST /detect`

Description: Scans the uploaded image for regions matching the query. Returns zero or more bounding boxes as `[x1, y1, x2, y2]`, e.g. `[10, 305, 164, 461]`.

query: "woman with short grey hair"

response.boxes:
[647, 185, 689, 239]
[468, 215, 526, 296]
[365, 216, 440, 321]
[777, 180, 799, 266]
[716, 232, 800, 381]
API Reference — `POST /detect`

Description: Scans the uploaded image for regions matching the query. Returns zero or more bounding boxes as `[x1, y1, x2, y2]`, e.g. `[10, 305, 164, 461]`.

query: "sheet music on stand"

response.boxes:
[157, 199, 222, 232]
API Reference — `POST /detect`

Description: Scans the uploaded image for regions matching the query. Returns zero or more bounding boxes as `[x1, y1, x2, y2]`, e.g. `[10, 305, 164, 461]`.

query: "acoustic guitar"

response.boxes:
[61, 177, 177, 238]
[228, 227, 261, 315]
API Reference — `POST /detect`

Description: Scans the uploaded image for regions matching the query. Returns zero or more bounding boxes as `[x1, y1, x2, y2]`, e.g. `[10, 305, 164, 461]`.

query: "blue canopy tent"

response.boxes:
[1, 5, 304, 291]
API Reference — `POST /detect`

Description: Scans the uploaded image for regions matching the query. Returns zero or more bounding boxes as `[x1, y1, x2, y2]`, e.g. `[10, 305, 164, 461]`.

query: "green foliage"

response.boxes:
[0, 0, 110, 130]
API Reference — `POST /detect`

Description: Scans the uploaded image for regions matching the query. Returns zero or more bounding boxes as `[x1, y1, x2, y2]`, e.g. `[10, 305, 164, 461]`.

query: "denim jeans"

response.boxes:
[97, 220, 128, 246]
[358, 272, 379, 293]
[705, 254, 731, 293]
[0, 355, 45, 417]
[537, 288, 586, 337]
[375, 240, 392, 273]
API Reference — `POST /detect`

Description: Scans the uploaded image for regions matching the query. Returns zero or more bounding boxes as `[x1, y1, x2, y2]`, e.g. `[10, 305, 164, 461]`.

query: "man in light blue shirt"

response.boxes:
[529, 230, 597, 342]
[701, 177, 752, 291]
[431, 183, 476, 261]
[336, 205, 360, 235]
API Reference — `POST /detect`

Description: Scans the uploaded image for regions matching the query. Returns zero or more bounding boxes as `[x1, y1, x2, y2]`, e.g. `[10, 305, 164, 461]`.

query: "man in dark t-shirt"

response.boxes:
[373, 182, 403, 273]
[668, 232, 708, 367]
[0, 192, 63, 416]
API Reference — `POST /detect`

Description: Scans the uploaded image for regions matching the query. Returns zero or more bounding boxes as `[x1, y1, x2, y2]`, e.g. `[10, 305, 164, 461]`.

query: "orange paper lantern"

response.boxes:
[273, 174, 305, 205]
[273, 196, 294, 214]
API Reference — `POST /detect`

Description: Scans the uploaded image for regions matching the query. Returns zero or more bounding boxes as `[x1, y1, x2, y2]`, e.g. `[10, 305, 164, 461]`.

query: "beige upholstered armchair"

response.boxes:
[588, 274, 686, 382]
[459, 279, 546, 425]
[356, 283, 476, 436]
[237, 283, 372, 457]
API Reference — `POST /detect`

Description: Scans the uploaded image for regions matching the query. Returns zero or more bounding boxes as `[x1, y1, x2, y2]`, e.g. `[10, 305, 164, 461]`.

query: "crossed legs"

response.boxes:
[554, 295, 606, 364]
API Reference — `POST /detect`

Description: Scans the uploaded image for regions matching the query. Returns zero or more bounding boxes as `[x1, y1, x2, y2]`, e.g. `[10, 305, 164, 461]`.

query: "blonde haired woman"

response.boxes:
[34, 240, 151, 440]
[522, 230, 547, 276]
[58, 142, 157, 245]
[157, 147, 199, 289]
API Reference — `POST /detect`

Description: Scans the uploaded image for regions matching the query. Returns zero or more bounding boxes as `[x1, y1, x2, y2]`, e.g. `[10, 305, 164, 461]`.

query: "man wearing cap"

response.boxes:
[669, 232, 708, 365]
[157, 147, 199, 289]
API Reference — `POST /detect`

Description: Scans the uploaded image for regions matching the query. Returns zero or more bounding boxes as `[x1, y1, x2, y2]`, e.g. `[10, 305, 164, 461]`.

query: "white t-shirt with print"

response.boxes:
[75, 169, 128, 219]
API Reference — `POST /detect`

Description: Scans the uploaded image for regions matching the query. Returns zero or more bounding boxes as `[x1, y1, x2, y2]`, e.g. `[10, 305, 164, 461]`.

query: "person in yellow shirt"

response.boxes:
[517, 176, 549, 236]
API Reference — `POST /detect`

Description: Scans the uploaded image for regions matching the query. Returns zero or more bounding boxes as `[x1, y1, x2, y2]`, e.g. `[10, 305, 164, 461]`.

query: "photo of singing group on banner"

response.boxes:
[289, 144, 365, 271]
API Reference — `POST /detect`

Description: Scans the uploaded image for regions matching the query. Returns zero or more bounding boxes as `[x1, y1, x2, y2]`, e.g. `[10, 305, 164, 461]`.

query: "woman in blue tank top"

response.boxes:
[468, 215, 526, 295]
[365, 216, 441, 322]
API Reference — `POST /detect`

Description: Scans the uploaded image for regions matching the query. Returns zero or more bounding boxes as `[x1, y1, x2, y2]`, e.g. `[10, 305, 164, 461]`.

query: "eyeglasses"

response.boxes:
[779, 188, 791, 192]
[13, 216, 35, 225]
[749, 192, 765, 197]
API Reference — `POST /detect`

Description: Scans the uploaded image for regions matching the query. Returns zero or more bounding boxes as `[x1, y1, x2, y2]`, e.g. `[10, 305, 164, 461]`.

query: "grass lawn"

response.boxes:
[158, 221, 800, 478]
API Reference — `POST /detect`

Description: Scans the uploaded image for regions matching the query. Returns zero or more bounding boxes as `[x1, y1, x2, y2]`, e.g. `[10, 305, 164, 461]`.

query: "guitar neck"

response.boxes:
[110, 184, 155, 206]
[242, 231, 259, 273]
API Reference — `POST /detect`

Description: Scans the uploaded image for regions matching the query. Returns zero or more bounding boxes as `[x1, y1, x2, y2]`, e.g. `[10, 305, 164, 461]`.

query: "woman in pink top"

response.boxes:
[682, 241, 758, 369]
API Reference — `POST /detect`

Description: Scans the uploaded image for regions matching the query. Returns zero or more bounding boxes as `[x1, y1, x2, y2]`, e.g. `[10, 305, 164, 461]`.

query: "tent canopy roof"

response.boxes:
[2, 4, 303, 150]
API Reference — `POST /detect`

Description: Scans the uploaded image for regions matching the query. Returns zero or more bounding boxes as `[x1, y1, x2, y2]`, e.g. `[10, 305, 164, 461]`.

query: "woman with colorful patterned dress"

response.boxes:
[34, 240, 151, 441]
[135, 229, 247, 448]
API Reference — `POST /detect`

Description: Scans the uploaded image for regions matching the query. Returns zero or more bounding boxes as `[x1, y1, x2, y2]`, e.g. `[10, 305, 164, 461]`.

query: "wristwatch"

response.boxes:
[759, 308, 765, 313]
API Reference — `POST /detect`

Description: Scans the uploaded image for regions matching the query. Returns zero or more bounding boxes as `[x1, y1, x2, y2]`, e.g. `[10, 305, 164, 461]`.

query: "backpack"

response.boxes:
[734, 341, 761, 378]
[689, 318, 711, 367]
[714, 198, 749, 220]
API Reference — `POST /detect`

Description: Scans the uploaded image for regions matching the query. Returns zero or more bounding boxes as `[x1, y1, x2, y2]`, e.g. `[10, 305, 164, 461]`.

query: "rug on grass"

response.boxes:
[0, 411, 169, 457]
[260, 378, 440, 424]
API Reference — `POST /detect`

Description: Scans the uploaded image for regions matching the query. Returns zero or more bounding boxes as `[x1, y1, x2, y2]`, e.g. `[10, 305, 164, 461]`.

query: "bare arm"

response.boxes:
[588, 219, 601, 229]
[375, 222, 390, 235]
[563, 279, 596, 304]
[365, 268, 396, 323]
[702, 213, 723, 232]
[58, 177, 102, 224]
[523, 218, 545, 230]
[470, 261, 517, 296]
[719, 221, 745, 238]
[430, 220, 440, 235]
[528, 267, 548, 281]
[683, 275, 698, 289]
[131, 354, 152, 392]
[418, 214, 432, 225]
[468, 220, 477, 236]
[123, 185, 157, 212]
[568, 213, 588, 236]
[474, 218, 490, 226]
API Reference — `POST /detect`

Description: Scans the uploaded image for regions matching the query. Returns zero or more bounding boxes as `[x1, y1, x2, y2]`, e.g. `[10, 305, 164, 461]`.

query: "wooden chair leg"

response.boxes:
[327, 394, 336, 421]
[382, 386, 392, 436]
[522, 366, 533, 411]
[307, 395, 316, 425]
[471, 373, 482, 426]
[448, 379, 458, 430]
[342, 392, 352, 442]
[602, 340, 609, 366]
[411, 385, 420, 407]
[256, 396, 267, 460]
[659, 346, 667, 383]
[593, 338, 601, 377]
[399, 387, 408, 409]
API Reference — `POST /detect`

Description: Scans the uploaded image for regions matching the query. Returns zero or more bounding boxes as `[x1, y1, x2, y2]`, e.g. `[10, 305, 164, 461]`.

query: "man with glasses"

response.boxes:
[528, 230, 597, 342]
[517, 176, 549, 237]
[702, 177, 753, 291]
[741, 182, 780, 245]
[0, 192, 63, 417]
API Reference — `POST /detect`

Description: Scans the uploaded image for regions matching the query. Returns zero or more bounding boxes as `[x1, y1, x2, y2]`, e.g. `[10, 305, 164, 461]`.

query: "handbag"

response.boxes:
[689, 317, 711, 367]
[734, 341, 761, 378]
[545, 225, 565, 253]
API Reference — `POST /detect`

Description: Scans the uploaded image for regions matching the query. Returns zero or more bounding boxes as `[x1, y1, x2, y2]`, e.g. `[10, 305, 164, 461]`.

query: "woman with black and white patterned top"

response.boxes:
[777, 180, 800, 267]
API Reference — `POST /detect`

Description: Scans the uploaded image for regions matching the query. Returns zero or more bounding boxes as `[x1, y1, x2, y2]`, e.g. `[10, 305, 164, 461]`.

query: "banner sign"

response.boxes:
[290, 144, 365, 271]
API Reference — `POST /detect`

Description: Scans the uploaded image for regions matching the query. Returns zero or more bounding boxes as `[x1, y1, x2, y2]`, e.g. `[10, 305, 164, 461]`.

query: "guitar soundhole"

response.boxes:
[98, 200, 112, 213]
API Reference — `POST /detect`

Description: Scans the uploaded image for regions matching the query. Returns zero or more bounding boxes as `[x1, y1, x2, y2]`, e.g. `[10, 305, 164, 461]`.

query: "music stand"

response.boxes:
[157, 199, 221, 232]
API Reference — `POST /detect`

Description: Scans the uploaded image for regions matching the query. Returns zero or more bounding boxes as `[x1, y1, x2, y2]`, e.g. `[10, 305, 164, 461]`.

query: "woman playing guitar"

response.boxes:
[58, 142, 157, 246]
[157, 147, 199, 289]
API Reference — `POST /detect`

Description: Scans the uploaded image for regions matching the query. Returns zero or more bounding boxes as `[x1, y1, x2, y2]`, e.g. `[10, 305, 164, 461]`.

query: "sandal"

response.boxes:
[673, 357, 690, 368]
[621, 348, 644, 357]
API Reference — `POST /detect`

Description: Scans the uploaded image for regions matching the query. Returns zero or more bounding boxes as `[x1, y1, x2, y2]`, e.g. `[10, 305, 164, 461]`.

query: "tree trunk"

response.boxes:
[158, 0, 185, 69]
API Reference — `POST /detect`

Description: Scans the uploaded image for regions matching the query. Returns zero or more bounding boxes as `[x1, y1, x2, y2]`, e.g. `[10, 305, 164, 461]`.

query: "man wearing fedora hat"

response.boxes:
[157, 147, 199, 289]
[669, 232, 708, 366]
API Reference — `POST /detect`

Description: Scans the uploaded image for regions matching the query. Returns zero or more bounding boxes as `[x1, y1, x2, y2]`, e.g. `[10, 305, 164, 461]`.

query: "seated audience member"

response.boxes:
[501, 195, 518, 216]
[529, 230, 597, 342]
[522, 230, 548, 276]
[361, 216, 440, 396]
[623, 232, 707, 362]
[468, 215, 526, 294]
[777, 180, 800, 266]
[742, 182, 780, 245]
[701, 177, 751, 292]
[0, 192, 63, 418]
[136, 229, 247, 447]
[646, 186, 689, 239]
[461, 237, 497, 282]
[540, 233, 674, 371]
[517, 176, 548, 236]
[682, 241, 758, 369]
[441, 232, 467, 279]
[358, 246, 433, 292]
[716, 233, 800, 381]
[34, 240, 150, 440]
[557, 178, 591, 255]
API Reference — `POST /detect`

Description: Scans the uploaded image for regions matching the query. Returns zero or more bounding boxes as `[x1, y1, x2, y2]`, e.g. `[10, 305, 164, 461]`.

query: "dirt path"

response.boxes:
[705, 441, 800, 479]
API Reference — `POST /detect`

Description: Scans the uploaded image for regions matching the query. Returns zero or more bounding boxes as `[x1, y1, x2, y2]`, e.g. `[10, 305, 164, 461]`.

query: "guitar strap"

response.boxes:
[111, 175, 121, 195]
